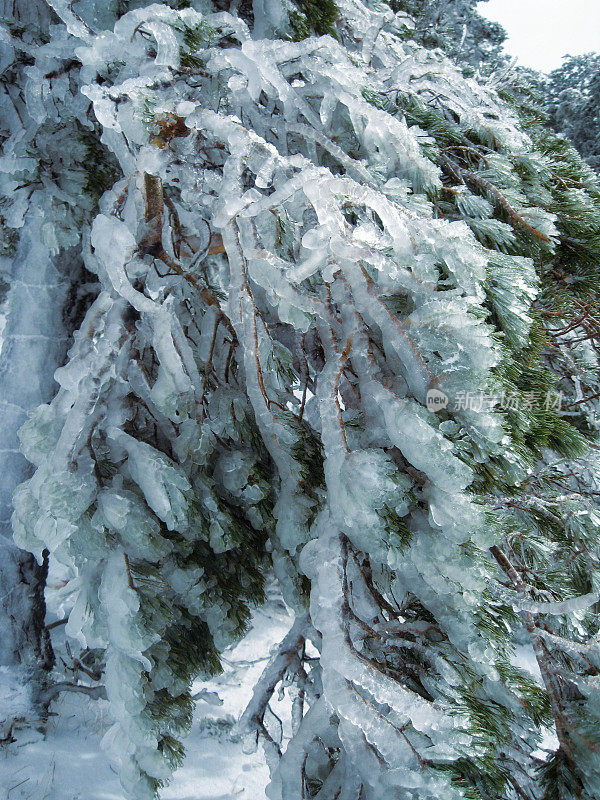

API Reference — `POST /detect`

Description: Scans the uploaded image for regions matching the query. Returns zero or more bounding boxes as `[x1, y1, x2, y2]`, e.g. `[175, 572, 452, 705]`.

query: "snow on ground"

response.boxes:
[2, 575, 563, 799]
[1, 588, 293, 800]
[0, 667, 32, 743]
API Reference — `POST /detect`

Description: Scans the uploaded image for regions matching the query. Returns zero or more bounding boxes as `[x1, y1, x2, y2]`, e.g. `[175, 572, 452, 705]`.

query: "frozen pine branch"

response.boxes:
[3, 2, 600, 800]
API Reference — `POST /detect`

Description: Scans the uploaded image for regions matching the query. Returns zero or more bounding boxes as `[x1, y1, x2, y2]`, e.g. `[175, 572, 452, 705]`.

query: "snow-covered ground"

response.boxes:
[2, 581, 561, 800]
[1, 595, 293, 800]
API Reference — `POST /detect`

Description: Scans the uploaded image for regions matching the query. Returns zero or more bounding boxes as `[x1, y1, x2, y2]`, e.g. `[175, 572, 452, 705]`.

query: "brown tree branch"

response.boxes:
[37, 682, 107, 705]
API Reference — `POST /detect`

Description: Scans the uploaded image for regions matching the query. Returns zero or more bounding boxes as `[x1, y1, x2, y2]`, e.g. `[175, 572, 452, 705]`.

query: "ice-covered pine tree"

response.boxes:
[0, 0, 55, 698]
[546, 53, 600, 171]
[5, 1, 600, 799]
[0, 0, 117, 722]
[389, 0, 507, 70]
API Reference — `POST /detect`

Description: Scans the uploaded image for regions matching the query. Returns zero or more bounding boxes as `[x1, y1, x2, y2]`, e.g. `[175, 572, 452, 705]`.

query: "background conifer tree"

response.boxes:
[547, 53, 600, 171]
[389, 0, 507, 69]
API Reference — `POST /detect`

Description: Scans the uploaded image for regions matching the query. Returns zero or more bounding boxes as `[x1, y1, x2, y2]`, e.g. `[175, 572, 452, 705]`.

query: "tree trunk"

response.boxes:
[0, 2, 72, 701]
[0, 209, 71, 676]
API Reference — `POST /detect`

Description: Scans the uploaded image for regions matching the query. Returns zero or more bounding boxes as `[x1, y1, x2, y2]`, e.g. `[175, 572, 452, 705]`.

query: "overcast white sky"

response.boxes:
[478, 0, 600, 73]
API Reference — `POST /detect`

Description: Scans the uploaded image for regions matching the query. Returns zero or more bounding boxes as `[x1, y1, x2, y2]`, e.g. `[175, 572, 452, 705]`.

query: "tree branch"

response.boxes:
[37, 681, 107, 705]
[238, 614, 309, 739]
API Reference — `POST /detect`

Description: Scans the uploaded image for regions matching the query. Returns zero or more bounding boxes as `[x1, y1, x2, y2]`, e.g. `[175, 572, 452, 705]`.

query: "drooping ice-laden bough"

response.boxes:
[7, 1, 600, 798]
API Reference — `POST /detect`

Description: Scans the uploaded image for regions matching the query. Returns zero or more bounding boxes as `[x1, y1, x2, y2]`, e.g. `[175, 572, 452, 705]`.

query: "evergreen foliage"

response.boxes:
[389, 0, 507, 69]
[288, 0, 339, 40]
[547, 53, 600, 171]
[2, 2, 600, 800]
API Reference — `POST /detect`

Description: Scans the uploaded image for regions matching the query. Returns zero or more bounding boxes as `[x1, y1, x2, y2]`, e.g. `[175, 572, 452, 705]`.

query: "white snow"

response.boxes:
[1, 596, 293, 800]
